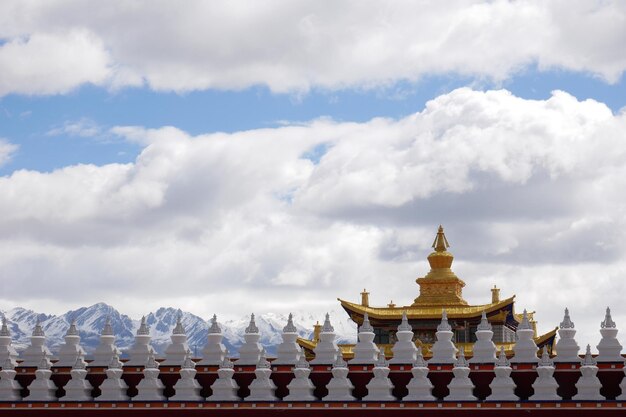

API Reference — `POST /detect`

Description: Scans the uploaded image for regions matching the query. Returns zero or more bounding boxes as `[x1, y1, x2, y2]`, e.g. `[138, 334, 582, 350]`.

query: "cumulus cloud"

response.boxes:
[0, 1, 624, 95]
[0, 88, 625, 349]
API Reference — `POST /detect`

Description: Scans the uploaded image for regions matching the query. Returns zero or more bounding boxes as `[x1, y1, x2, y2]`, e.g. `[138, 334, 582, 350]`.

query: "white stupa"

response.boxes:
[444, 350, 476, 401]
[199, 314, 227, 365]
[350, 313, 379, 365]
[0, 317, 18, 368]
[54, 320, 86, 367]
[95, 355, 129, 401]
[171, 352, 203, 401]
[60, 355, 93, 401]
[511, 310, 539, 364]
[617, 358, 626, 401]
[323, 355, 355, 401]
[596, 307, 623, 362]
[207, 357, 239, 401]
[274, 313, 302, 365]
[133, 354, 165, 401]
[19, 319, 52, 367]
[404, 347, 435, 401]
[363, 351, 395, 401]
[428, 309, 458, 364]
[90, 316, 120, 367]
[24, 354, 57, 401]
[236, 314, 263, 366]
[310, 313, 340, 365]
[245, 352, 277, 401]
[126, 316, 156, 367]
[162, 314, 191, 366]
[573, 345, 604, 401]
[284, 354, 316, 401]
[486, 347, 518, 401]
[469, 311, 496, 364]
[390, 311, 417, 364]
[529, 347, 561, 401]
[553, 308, 581, 363]
[0, 358, 22, 401]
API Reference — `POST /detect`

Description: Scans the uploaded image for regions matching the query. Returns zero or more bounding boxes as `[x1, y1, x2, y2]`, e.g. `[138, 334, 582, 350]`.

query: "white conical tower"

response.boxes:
[90, 316, 121, 367]
[208, 357, 240, 401]
[0, 317, 18, 368]
[404, 347, 435, 401]
[24, 354, 57, 401]
[54, 319, 86, 367]
[529, 347, 561, 401]
[126, 316, 156, 367]
[350, 313, 379, 365]
[199, 314, 227, 365]
[162, 314, 191, 366]
[171, 351, 203, 401]
[486, 347, 518, 401]
[511, 310, 539, 363]
[554, 308, 581, 363]
[274, 313, 302, 365]
[323, 355, 355, 401]
[133, 354, 165, 401]
[0, 358, 22, 401]
[363, 350, 395, 401]
[60, 355, 93, 401]
[284, 353, 316, 401]
[245, 351, 277, 401]
[469, 311, 496, 364]
[19, 319, 52, 367]
[95, 355, 129, 401]
[428, 310, 458, 364]
[237, 314, 264, 366]
[596, 307, 623, 362]
[390, 311, 417, 364]
[444, 350, 476, 401]
[310, 313, 340, 365]
[573, 345, 604, 400]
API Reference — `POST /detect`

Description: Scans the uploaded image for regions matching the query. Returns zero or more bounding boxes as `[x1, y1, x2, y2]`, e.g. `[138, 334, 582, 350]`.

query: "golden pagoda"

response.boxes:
[298, 226, 557, 359]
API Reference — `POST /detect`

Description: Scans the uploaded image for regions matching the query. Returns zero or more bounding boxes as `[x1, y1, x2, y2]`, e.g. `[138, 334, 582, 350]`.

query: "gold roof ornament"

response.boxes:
[412, 225, 468, 307]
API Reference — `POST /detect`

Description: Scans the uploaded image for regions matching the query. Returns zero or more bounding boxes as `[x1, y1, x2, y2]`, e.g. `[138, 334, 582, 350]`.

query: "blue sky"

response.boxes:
[1, 1, 626, 349]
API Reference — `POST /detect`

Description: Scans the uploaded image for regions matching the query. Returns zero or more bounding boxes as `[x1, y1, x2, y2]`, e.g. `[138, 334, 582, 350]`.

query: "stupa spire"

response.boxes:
[432, 225, 450, 252]
[137, 316, 149, 335]
[173, 314, 185, 335]
[102, 316, 113, 336]
[208, 314, 221, 333]
[0, 317, 10, 337]
[601, 307, 616, 329]
[560, 308, 575, 329]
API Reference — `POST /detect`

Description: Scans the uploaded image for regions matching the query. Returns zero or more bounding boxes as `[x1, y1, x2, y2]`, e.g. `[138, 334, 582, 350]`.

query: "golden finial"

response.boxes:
[432, 225, 450, 252]
[360, 289, 370, 307]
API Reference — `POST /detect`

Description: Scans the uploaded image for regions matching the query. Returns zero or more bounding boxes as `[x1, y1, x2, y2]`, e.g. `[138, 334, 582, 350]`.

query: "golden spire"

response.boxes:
[432, 225, 450, 252]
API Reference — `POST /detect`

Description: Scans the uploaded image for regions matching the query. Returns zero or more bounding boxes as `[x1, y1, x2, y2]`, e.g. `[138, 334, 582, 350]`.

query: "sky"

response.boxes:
[1, 0, 626, 350]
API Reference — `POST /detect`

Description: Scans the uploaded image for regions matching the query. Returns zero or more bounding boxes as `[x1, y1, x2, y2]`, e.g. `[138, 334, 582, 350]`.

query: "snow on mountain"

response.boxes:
[0, 304, 357, 358]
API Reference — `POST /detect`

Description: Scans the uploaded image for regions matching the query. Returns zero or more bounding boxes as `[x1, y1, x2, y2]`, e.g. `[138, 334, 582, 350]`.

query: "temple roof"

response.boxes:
[338, 295, 517, 320]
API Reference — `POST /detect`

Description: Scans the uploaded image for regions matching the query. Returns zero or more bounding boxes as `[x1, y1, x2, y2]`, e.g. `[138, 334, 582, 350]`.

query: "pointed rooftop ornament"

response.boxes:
[109, 354, 123, 369]
[432, 225, 450, 252]
[283, 313, 297, 333]
[67, 319, 79, 336]
[496, 346, 509, 367]
[398, 311, 412, 332]
[322, 313, 334, 333]
[582, 344, 596, 367]
[38, 353, 52, 370]
[437, 309, 452, 332]
[538, 346, 553, 367]
[246, 313, 259, 334]
[173, 314, 185, 335]
[455, 349, 469, 368]
[0, 317, 10, 337]
[560, 308, 575, 329]
[414, 347, 427, 368]
[477, 311, 492, 331]
[33, 319, 45, 337]
[73, 354, 87, 370]
[376, 350, 388, 367]
[333, 353, 347, 369]
[519, 309, 532, 330]
[182, 350, 196, 369]
[208, 314, 221, 333]
[137, 316, 150, 335]
[601, 307, 616, 328]
[360, 313, 374, 333]
[145, 354, 159, 369]
[257, 350, 271, 369]
[102, 316, 113, 336]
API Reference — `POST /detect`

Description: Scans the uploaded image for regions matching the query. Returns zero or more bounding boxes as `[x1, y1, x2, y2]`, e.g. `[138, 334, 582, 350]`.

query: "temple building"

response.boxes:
[298, 226, 557, 358]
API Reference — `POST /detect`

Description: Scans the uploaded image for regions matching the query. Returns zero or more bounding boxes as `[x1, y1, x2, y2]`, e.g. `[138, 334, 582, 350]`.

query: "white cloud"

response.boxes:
[0, 1, 624, 95]
[0, 89, 625, 350]
[0, 138, 18, 166]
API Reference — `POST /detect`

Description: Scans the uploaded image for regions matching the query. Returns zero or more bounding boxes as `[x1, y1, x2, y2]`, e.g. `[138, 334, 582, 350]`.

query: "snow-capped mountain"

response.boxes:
[0, 303, 357, 358]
